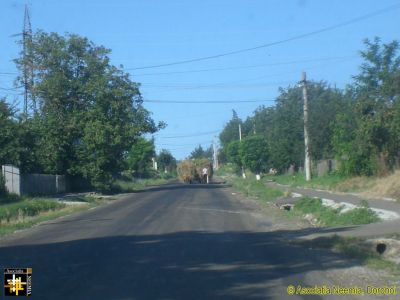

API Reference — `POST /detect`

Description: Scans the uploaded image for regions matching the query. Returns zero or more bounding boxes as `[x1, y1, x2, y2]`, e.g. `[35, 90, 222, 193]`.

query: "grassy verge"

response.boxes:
[0, 198, 66, 223]
[0, 195, 102, 236]
[225, 176, 284, 203]
[290, 197, 380, 226]
[217, 167, 380, 225]
[264, 173, 357, 191]
[217, 166, 353, 191]
[264, 172, 400, 200]
[219, 164, 400, 200]
[0, 204, 91, 236]
[299, 235, 400, 276]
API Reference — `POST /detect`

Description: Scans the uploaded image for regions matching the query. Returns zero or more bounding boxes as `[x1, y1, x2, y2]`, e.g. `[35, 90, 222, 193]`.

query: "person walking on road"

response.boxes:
[202, 167, 209, 184]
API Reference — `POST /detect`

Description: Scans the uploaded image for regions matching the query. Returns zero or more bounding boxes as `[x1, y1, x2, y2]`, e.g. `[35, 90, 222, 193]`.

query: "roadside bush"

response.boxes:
[0, 199, 65, 223]
[159, 172, 176, 180]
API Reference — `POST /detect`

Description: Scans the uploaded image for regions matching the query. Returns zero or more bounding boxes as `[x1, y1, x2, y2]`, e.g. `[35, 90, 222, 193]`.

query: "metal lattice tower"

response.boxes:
[22, 4, 33, 115]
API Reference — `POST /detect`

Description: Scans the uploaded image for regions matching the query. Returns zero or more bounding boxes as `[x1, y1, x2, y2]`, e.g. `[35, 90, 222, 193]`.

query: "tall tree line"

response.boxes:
[0, 31, 164, 191]
[220, 38, 400, 176]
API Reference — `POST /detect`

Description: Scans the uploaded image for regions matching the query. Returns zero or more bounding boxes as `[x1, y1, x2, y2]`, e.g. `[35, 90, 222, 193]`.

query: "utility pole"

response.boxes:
[239, 123, 246, 178]
[301, 72, 311, 181]
[213, 139, 219, 170]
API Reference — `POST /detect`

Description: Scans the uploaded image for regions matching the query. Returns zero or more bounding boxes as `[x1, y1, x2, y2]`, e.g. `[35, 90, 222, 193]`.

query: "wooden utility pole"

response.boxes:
[301, 72, 311, 181]
[213, 139, 219, 170]
[238, 123, 246, 178]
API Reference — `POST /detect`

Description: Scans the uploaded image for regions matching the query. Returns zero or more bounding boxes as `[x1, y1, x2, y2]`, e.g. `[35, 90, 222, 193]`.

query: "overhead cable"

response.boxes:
[129, 56, 356, 75]
[144, 99, 275, 104]
[129, 4, 400, 70]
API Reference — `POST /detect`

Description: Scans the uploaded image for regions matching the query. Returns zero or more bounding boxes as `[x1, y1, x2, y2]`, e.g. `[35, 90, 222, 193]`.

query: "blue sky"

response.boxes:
[1, 0, 399, 159]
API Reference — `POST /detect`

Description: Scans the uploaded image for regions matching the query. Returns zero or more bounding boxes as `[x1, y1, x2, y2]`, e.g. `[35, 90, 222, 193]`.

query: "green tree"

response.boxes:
[15, 31, 163, 190]
[157, 149, 176, 173]
[219, 110, 241, 149]
[267, 85, 304, 172]
[240, 135, 269, 174]
[238, 82, 345, 172]
[126, 138, 155, 178]
[333, 38, 400, 175]
[0, 99, 19, 166]
[226, 140, 242, 170]
[189, 145, 212, 160]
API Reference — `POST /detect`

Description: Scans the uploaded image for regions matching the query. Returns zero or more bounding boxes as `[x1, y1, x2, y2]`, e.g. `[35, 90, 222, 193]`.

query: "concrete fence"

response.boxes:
[2, 165, 21, 196]
[284, 159, 339, 177]
[21, 173, 66, 195]
[2, 165, 67, 196]
[317, 159, 339, 177]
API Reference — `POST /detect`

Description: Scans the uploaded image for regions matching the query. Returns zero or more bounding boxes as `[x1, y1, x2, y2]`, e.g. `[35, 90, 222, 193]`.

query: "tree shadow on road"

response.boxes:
[0, 229, 365, 300]
[131, 182, 232, 194]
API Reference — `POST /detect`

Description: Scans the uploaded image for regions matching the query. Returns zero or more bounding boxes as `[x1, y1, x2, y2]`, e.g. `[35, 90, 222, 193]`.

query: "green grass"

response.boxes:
[299, 235, 400, 276]
[291, 197, 380, 226]
[264, 172, 349, 190]
[0, 198, 66, 224]
[0, 192, 23, 204]
[0, 204, 91, 236]
[264, 172, 382, 195]
[227, 177, 284, 203]
[0, 193, 112, 236]
[214, 164, 238, 177]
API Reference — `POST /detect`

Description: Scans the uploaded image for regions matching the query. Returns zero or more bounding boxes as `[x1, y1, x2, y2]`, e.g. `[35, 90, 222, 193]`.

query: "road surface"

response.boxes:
[0, 182, 395, 299]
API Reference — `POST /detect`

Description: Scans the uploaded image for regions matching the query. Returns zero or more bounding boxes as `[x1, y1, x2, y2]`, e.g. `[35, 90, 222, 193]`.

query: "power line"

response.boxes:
[157, 141, 212, 147]
[138, 57, 353, 89]
[0, 86, 24, 91]
[129, 56, 356, 75]
[141, 80, 295, 90]
[155, 130, 220, 139]
[129, 4, 400, 70]
[156, 144, 212, 150]
[144, 99, 275, 104]
[0, 72, 18, 75]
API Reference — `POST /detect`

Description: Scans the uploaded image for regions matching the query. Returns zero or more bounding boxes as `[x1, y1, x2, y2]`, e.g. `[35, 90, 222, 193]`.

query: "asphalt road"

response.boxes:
[0, 183, 395, 300]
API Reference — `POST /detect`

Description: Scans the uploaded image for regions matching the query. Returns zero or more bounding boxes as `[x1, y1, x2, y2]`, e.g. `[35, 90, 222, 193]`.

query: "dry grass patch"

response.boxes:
[363, 170, 400, 200]
[334, 171, 400, 201]
[334, 176, 376, 193]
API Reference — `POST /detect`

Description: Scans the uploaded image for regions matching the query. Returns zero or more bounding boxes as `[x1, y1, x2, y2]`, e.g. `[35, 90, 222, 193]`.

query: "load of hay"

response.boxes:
[177, 158, 213, 183]
[177, 160, 196, 183]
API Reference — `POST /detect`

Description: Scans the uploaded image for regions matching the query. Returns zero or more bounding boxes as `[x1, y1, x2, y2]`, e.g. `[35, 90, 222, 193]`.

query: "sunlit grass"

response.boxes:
[227, 177, 284, 203]
[290, 197, 380, 227]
